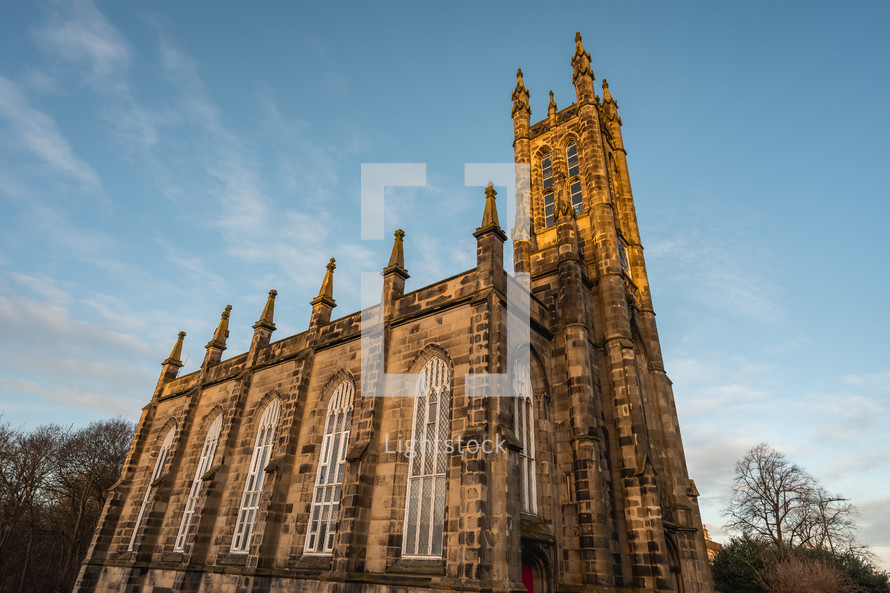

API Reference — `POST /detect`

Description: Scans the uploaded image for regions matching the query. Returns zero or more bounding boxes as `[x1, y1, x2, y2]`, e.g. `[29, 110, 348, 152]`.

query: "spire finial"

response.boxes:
[548, 90, 557, 115]
[601, 78, 621, 124]
[478, 182, 501, 230]
[571, 31, 595, 85]
[512, 67, 531, 118]
[312, 258, 337, 307]
[163, 331, 186, 367]
[602, 78, 613, 102]
[254, 289, 277, 331]
[386, 229, 407, 271]
[207, 305, 231, 350]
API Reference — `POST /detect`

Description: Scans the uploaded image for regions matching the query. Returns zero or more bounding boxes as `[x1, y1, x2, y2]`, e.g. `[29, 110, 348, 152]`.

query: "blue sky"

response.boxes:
[1, 0, 888, 568]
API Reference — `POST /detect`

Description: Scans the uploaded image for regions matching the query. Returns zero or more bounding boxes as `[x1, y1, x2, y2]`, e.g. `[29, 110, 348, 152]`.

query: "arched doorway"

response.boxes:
[521, 547, 550, 593]
[665, 533, 686, 593]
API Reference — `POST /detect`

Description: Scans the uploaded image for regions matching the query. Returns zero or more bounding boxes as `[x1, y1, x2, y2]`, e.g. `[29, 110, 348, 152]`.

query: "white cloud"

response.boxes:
[0, 74, 100, 187]
[35, 0, 160, 152]
[646, 212, 779, 321]
[0, 289, 150, 356]
[845, 371, 890, 392]
[34, 0, 130, 86]
[9, 272, 71, 306]
[853, 497, 890, 570]
[0, 376, 137, 419]
[0, 282, 157, 417]
[152, 33, 357, 297]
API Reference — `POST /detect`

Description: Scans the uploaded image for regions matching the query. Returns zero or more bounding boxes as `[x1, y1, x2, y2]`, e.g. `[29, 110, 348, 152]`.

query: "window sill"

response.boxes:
[388, 556, 446, 575]
[216, 552, 249, 566]
[160, 551, 185, 563]
[293, 554, 333, 570]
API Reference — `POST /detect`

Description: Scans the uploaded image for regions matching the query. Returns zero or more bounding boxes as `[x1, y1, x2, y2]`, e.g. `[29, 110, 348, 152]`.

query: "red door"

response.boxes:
[522, 561, 534, 593]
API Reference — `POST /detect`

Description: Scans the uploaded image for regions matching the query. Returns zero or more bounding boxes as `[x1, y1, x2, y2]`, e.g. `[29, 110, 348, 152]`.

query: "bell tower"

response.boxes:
[512, 34, 716, 592]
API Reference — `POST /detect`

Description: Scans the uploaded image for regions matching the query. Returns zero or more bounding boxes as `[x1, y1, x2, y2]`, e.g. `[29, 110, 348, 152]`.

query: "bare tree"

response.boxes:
[798, 487, 858, 554]
[0, 417, 133, 593]
[0, 423, 65, 592]
[48, 418, 133, 589]
[723, 443, 859, 553]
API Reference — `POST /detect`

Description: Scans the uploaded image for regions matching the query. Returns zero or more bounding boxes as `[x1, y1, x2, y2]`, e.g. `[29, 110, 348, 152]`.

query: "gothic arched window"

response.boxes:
[231, 399, 281, 553]
[174, 414, 223, 551]
[402, 357, 450, 557]
[304, 381, 354, 555]
[128, 425, 176, 551]
[541, 153, 555, 227]
[513, 358, 537, 514]
[618, 237, 632, 278]
[566, 142, 584, 215]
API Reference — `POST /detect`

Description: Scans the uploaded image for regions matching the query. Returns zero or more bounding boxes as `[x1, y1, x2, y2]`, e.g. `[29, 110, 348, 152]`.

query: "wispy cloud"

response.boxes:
[809, 393, 888, 441]
[153, 33, 352, 295]
[647, 231, 779, 320]
[858, 497, 890, 548]
[35, 0, 160, 152]
[0, 278, 156, 417]
[34, 0, 130, 85]
[8, 272, 71, 306]
[0, 74, 100, 187]
[845, 371, 890, 392]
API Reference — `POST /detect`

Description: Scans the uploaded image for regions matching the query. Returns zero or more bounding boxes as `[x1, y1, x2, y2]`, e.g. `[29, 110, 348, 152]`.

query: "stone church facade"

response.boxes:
[74, 35, 715, 593]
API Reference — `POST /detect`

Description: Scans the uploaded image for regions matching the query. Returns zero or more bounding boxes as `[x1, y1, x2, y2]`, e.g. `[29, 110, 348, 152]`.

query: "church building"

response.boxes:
[74, 34, 716, 593]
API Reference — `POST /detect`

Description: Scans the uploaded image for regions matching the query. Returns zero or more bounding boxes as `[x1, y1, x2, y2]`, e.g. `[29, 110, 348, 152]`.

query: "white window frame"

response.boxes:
[230, 399, 281, 553]
[566, 142, 584, 215]
[402, 357, 450, 558]
[128, 426, 176, 551]
[173, 414, 223, 551]
[514, 358, 537, 515]
[542, 153, 555, 227]
[304, 381, 354, 555]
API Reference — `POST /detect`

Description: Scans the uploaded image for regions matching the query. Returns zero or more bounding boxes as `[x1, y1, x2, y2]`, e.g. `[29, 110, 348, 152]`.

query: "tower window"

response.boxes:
[566, 143, 580, 177]
[618, 239, 632, 277]
[566, 142, 584, 214]
[569, 181, 583, 215]
[128, 426, 176, 551]
[541, 154, 553, 189]
[513, 358, 537, 515]
[542, 154, 555, 227]
[304, 381, 354, 555]
[231, 399, 281, 553]
[543, 193, 555, 227]
[403, 357, 450, 558]
[174, 414, 222, 552]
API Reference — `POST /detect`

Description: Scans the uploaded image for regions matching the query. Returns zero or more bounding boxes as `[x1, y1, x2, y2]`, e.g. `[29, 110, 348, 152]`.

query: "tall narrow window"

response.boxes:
[566, 143, 584, 214]
[174, 414, 223, 551]
[513, 358, 537, 514]
[541, 154, 555, 227]
[304, 381, 354, 555]
[618, 238, 632, 278]
[128, 426, 176, 551]
[566, 142, 580, 177]
[231, 399, 281, 553]
[403, 357, 450, 557]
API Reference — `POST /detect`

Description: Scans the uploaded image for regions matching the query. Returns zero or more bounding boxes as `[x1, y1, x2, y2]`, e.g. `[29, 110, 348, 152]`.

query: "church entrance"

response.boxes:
[521, 547, 550, 593]
[666, 533, 686, 593]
